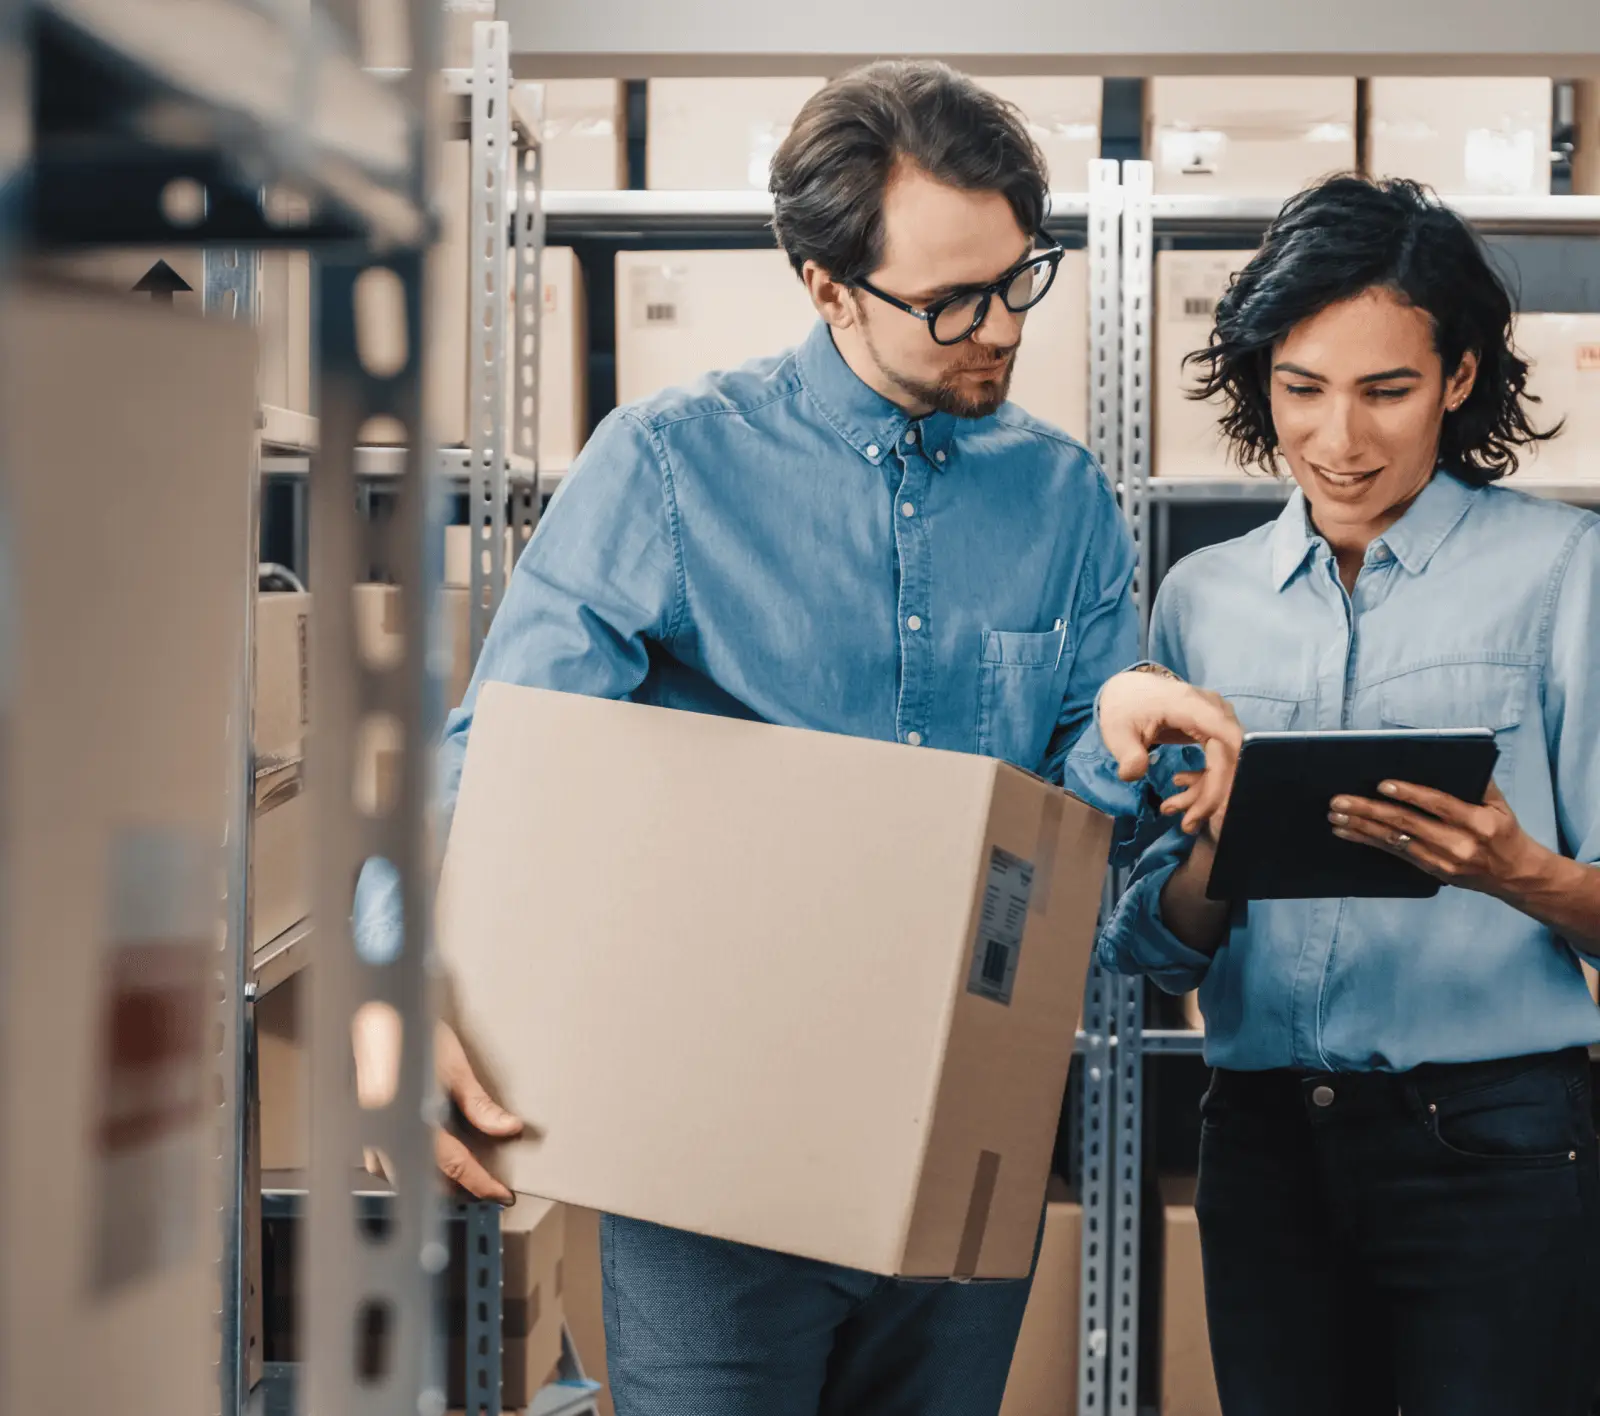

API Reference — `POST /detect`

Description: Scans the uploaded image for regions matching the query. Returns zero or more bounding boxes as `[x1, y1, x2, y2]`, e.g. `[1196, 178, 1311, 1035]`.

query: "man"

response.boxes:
[358, 58, 1236, 1416]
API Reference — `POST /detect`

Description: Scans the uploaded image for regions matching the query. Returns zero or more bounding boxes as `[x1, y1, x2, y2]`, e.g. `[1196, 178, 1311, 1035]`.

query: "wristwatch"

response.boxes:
[1131, 661, 1182, 683]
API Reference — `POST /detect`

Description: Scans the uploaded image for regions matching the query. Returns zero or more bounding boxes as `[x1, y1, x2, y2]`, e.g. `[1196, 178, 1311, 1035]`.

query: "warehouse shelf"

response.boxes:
[260, 447, 546, 485]
[252, 917, 311, 1000]
[1139, 1029, 1207, 1056]
[1146, 476, 1600, 505]
[1149, 193, 1600, 237]
[259, 405, 318, 457]
[542, 188, 1094, 241]
[34, 0, 429, 249]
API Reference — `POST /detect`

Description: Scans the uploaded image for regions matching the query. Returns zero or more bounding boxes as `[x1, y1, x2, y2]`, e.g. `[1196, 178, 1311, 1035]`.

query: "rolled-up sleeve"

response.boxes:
[1093, 576, 1217, 992]
[353, 409, 684, 961]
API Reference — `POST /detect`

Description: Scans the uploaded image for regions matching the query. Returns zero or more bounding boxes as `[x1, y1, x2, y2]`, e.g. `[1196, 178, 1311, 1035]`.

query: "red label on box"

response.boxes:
[1577, 343, 1600, 372]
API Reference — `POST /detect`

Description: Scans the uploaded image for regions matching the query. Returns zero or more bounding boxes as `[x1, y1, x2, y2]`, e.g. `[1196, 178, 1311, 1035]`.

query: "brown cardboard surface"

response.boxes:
[564, 1207, 613, 1416]
[1366, 79, 1553, 196]
[999, 1184, 1082, 1416]
[543, 80, 628, 191]
[614, 249, 816, 406]
[1008, 249, 1089, 442]
[353, 583, 474, 709]
[646, 78, 825, 189]
[2, 280, 255, 1416]
[257, 973, 308, 1174]
[1161, 1178, 1222, 1416]
[256, 592, 311, 764]
[1154, 250, 1260, 479]
[439, 686, 1112, 1277]
[1505, 313, 1600, 485]
[1146, 78, 1357, 197]
[253, 776, 310, 953]
[1576, 82, 1600, 197]
[983, 77, 1104, 192]
[259, 249, 314, 418]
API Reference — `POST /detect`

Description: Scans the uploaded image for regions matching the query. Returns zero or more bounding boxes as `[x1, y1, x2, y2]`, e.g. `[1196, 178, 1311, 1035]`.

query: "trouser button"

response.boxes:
[1311, 1084, 1335, 1108]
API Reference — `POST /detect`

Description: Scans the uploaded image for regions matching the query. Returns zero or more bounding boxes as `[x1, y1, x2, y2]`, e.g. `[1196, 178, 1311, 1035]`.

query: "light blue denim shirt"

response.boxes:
[1099, 471, 1600, 1072]
[355, 319, 1153, 958]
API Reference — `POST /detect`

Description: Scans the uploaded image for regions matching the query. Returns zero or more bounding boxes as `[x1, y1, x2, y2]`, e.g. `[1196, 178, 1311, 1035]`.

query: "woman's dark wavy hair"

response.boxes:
[1188, 175, 1559, 483]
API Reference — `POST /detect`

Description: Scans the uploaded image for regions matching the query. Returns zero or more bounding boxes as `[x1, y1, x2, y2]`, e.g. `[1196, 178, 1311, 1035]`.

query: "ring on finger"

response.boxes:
[1393, 832, 1413, 851]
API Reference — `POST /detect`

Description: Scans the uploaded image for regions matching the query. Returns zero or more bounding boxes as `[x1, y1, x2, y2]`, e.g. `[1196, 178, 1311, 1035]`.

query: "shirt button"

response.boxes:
[906, 615, 922, 631]
[1312, 1085, 1335, 1108]
[905, 427, 919, 445]
[866, 443, 880, 459]
[934, 450, 946, 464]
[906, 731, 923, 747]
[901, 501, 916, 518]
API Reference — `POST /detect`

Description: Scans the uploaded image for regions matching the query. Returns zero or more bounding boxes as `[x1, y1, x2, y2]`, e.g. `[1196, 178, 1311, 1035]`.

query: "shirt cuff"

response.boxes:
[1096, 854, 1216, 995]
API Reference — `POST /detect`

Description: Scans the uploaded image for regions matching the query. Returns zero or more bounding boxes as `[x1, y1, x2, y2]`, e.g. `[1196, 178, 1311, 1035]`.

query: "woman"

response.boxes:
[1101, 175, 1600, 1416]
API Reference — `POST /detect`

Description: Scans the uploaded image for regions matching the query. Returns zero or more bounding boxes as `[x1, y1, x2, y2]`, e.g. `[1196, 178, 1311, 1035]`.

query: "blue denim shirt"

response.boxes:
[1099, 471, 1600, 1071]
[355, 320, 1150, 959]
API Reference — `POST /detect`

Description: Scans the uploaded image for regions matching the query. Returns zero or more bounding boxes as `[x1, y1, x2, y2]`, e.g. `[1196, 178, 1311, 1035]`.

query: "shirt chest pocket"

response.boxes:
[1375, 662, 1528, 790]
[1222, 691, 1309, 734]
[976, 627, 1073, 771]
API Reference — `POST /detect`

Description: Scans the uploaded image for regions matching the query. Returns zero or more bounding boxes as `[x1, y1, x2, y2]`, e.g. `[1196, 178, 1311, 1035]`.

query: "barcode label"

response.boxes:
[631, 265, 688, 330]
[1183, 297, 1217, 318]
[967, 846, 1034, 1006]
[645, 302, 677, 324]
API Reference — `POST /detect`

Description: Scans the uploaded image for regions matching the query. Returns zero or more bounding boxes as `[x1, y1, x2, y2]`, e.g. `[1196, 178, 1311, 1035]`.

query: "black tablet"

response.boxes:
[1205, 729, 1499, 902]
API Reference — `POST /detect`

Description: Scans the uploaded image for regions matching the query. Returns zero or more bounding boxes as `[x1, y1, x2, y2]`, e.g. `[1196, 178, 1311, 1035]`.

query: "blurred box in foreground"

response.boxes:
[440, 686, 1112, 1277]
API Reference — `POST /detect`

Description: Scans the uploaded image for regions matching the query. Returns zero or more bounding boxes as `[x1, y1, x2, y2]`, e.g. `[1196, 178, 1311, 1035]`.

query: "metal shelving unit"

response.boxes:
[1116, 160, 1600, 1413]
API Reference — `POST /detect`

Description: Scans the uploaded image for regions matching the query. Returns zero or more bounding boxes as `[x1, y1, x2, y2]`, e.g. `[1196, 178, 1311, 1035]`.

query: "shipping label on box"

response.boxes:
[1155, 251, 1257, 478]
[439, 686, 1112, 1278]
[1510, 312, 1600, 484]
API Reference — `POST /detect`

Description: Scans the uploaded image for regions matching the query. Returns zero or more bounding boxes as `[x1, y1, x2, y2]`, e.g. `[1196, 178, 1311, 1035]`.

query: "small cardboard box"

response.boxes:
[1506, 312, 1600, 485]
[439, 685, 1113, 1277]
[1146, 78, 1357, 197]
[1154, 250, 1258, 479]
[999, 1180, 1082, 1415]
[983, 78, 1104, 192]
[1161, 1178, 1222, 1416]
[614, 249, 816, 405]
[1008, 249, 1089, 441]
[447, 1197, 567, 1409]
[544, 80, 628, 191]
[256, 592, 311, 766]
[1366, 79, 1553, 197]
[646, 77, 825, 190]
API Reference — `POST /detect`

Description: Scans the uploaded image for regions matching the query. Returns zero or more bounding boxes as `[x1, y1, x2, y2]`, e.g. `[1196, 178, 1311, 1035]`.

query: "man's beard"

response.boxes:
[863, 326, 1018, 419]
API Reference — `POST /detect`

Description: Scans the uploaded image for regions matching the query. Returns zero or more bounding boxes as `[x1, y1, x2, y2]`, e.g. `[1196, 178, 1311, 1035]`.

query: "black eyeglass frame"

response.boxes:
[850, 238, 1067, 346]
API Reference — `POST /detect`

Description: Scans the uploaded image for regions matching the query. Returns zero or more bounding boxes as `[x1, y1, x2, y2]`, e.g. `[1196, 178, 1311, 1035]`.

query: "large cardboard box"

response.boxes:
[1008, 248, 1089, 441]
[256, 591, 311, 766]
[1162, 1179, 1222, 1416]
[1154, 250, 1257, 478]
[544, 80, 629, 190]
[1366, 79, 1553, 196]
[1507, 312, 1600, 484]
[999, 1181, 1082, 1416]
[646, 77, 825, 189]
[2, 281, 255, 1416]
[368, 139, 588, 462]
[447, 1197, 567, 1408]
[439, 685, 1113, 1277]
[1146, 78, 1357, 197]
[614, 248, 816, 404]
[984, 78, 1103, 193]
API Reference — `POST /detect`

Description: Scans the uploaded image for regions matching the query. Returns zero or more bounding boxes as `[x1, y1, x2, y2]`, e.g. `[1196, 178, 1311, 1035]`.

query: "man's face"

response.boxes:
[847, 162, 1034, 418]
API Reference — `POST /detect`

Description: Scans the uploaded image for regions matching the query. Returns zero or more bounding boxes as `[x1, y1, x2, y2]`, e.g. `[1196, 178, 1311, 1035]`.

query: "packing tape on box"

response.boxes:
[953, 1148, 1003, 1279]
[1031, 792, 1066, 917]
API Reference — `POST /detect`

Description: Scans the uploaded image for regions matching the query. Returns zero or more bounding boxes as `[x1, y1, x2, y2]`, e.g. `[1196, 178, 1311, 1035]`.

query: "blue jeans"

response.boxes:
[600, 1214, 1036, 1416]
[1196, 1048, 1600, 1416]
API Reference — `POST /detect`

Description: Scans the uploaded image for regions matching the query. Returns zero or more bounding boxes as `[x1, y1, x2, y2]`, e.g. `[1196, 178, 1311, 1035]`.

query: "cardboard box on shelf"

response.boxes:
[439, 685, 1113, 1277]
[447, 1198, 567, 1409]
[1146, 78, 1357, 198]
[1506, 312, 1600, 485]
[353, 583, 475, 709]
[366, 139, 589, 462]
[983, 78, 1104, 193]
[614, 248, 816, 405]
[253, 766, 310, 953]
[544, 80, 629, 190]
[1008, 249, 1089, 441]
[3, 281, 255, 1416]
[1154, 250, 1257, 478]
[1162, 1178, 1222, 1416]
[646, 77, 825, 190]
[257, 971, 307, 1174]
[999, 1180, 1082, 1416]
[564, 1207, 613, 1416]
[256, 592, 311, 765]
[1366, 79, 1553, 197]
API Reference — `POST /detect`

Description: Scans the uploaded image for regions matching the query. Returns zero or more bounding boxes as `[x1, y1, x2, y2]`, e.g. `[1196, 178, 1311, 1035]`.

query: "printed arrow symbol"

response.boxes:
[132, 260, 193, 305]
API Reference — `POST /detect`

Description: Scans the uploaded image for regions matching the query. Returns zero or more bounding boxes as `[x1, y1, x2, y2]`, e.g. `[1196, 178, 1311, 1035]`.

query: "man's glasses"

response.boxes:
[852, 239, 1066, 346]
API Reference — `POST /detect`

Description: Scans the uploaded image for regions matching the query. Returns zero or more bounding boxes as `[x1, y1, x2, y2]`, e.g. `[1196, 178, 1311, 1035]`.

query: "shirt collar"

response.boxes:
[794, 319, 958, 469]
[1269, 470, 1481, 592]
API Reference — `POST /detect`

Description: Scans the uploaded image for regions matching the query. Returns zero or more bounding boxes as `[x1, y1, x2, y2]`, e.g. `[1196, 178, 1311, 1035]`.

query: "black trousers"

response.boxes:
[1195, 1047, 1600, 1416]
